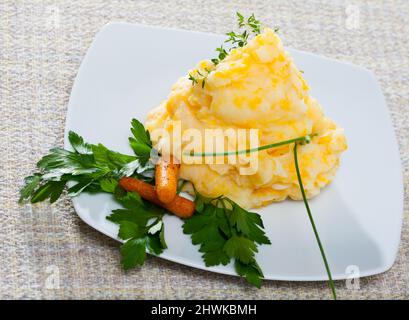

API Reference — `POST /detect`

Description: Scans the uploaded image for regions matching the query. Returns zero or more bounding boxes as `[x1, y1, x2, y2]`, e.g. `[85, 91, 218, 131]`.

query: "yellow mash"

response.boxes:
[146, 28, 347, 209]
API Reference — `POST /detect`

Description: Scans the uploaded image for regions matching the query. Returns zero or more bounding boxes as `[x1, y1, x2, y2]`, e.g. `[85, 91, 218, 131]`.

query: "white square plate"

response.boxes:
[64, 22, 403, 281]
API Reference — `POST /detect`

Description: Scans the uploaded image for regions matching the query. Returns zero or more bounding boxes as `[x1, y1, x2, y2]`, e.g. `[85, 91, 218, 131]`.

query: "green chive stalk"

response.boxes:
[185, 134, 312, 157]
[293, 142, 337, 300]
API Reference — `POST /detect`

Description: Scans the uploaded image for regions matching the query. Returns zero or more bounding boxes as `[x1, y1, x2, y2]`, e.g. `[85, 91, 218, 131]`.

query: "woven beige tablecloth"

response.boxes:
[1, 0, 408, 299]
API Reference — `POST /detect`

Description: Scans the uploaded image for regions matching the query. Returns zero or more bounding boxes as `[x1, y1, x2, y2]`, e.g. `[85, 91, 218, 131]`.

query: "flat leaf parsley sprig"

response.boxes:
[183, 192, 270, 288]
[19, 119, 166, 268]
[19, 119, 154, 204]
[107, 188, 167, 269]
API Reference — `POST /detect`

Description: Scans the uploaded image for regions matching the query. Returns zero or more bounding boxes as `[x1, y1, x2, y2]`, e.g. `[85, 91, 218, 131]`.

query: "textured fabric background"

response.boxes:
[0, 0, 408, 299]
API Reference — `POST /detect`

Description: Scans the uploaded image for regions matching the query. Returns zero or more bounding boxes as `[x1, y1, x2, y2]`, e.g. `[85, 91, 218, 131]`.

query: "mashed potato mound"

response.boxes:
[146, 28, 347, 209]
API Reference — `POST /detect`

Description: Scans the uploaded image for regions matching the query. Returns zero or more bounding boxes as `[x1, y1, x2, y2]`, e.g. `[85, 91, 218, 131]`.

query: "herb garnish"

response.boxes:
[107, 189, 167, 269]
[183, 191, 270, 287]
[293, 143, 337, 299]
[184, 134, 338, 298]
[225, 30, 249, 48]
[185, 134, 313, 157]
[211, 46, 229, 66]
[189, 68, 211, 89]
[19, 119, 272, 287]
[237, 12, 261, 35]
[189, 12, 277, 86]
[19, 119, 169, 270]
[19, 119, 154, 204]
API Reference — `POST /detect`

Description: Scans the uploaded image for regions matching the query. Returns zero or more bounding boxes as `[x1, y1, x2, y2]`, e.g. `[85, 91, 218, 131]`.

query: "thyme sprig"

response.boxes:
[189, 12, 267, 86]
[188, 73, 198, 86]
[188, 68, 211, 89]
[237, 12, 262, 35]
[211, 46, 229, 66]
[225, 30, 249, 48]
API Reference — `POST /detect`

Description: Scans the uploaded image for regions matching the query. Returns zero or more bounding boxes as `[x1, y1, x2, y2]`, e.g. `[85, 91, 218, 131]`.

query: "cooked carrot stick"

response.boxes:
[119, 177, 195, 219]
[155, 155, 180, 204]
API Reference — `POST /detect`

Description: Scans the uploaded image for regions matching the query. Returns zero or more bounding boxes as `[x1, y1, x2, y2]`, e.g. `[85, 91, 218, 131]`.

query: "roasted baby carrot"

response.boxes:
[119, 177, 195, 219]
[155, 155, 180, 204]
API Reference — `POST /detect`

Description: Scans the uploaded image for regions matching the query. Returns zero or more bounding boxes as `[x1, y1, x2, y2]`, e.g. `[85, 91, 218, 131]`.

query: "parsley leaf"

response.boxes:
[92, 143, 137, 173]
[107, 192, 161, 226]
[19, 174, 41, 203]
[99, 178, 118, 193]
[224, 235, 258, 264]
[183, 191, 271, 287]
[31, 180, 65, 204]
[159, 222, 167, 249]
[119, 159, 155, 181]
[130, 119, 152, 148]
[118, 221, 143, 240]
[107, 188, 168, 270]
[235, 260, 264, 288]
[120, 238, 147, 269]
[227, 201, 271, 245]
[68, 131, 93, 154]
[129, 119, 152, 165]
[67, 177, 99, 197]
[19, 119, 154, 204]
[146, 231, 165, 255]
[36, 147, 99, 180]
